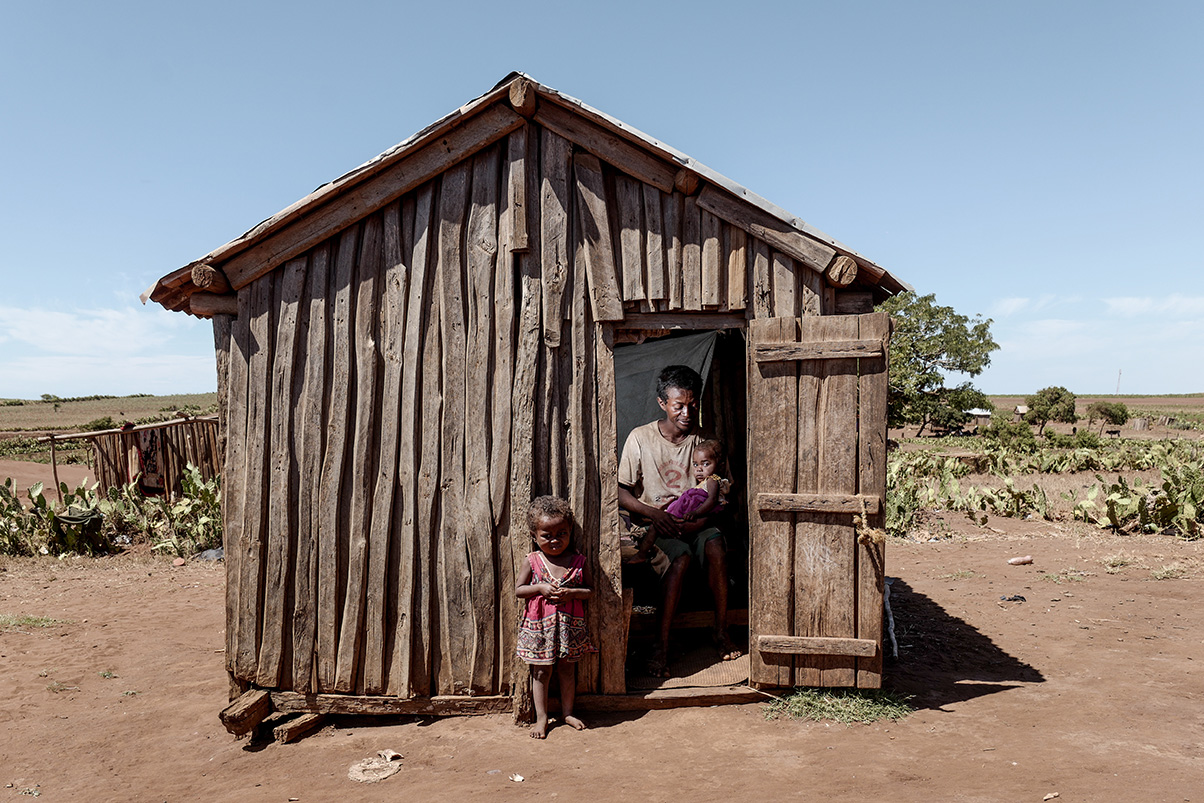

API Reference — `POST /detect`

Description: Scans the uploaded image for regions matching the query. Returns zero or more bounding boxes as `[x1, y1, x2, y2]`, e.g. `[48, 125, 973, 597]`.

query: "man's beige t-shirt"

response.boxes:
[618, 421, 703, 508]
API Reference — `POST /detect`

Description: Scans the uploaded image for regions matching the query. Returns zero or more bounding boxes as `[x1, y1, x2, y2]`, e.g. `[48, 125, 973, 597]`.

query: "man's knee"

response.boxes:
[704, 537, 726, 561]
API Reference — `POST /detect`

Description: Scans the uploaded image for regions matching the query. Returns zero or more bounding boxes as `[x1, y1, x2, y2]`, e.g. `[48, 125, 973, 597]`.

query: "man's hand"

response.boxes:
[647, 506, 683, 538]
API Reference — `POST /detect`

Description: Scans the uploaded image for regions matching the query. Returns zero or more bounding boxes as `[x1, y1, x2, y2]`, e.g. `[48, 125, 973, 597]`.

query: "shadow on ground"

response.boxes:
[885, 578, 1044, 711]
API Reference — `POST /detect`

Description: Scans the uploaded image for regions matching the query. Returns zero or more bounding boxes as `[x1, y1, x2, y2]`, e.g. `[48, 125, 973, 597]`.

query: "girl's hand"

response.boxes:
[538, 583, 558, 599]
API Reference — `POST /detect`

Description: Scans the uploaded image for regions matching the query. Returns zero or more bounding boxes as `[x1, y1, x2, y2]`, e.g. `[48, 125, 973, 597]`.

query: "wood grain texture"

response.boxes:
[272, 692, 512, 717]
[533, 101, 677, 193]
[753, 339, 885, 362]
[664, 191, 683, 310]
[315, 226, 358, 691]
[414, 183, 443, 698]
[757, 635, 877, 657]
[826, 255, 859, 287]
[572, 152, 624, 321]
[747, 317, 797, 687]
[256, 257, 306, 687]
[682, 196, 702, 310]
[465, 147, 499, 694]
[771, 252, 796, 318]
[641, 184, 665, 303]
[222, 292, 250, 676]
[236, 275, 274, 681]
[750, 239, 772, 319]
[856, 312, 890, 688]
[701, 209, 722, 307]
[363, 202, 406, 695]
[292, 244, 330, 692]
[757, 493, 881, 514]
[595, 325, 625, 693]
[614, 173, 645, 302]
[696, 185, 836, 274]
[725, 224, 747, 310]
[540, 128, 572, 346]
[335, 216, 381, 693]
[436, 161, 474, 695]
[222, 104, 523, 290]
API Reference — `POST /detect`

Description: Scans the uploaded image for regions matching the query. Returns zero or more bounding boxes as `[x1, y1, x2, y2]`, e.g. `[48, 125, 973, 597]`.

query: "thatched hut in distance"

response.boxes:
[144, 73, 909, 729]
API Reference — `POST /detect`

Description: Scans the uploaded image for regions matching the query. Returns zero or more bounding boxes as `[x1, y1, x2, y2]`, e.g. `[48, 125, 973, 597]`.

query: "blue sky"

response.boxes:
[2, 0, 1201, 399]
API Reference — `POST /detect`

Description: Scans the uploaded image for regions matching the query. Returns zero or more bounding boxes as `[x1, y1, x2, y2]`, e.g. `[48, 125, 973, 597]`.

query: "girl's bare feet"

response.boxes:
[563, 715, 587, 731]
[530, 716, 548, 739]
[646, 644, 670, 677]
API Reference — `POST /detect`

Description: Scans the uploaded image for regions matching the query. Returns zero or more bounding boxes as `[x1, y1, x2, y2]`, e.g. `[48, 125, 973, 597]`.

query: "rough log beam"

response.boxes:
[696, 185, 836, 274]
[825, 255, 859, 288]
[190, 262, 232, 294]
[756, 492, 882, 515]
[757, 635, 878, 658]
[219, 688, 272, 736]
[272, 713, 325, 743]
[753, 339, 884, 362]
[220, 103, 524, 290]
[534, 102, 677, 193]
[270, 693, 512, 716]
[508, 78, 537, 117]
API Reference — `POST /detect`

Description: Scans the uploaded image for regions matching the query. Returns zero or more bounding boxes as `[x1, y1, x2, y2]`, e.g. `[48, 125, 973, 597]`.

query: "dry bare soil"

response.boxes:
[2, 517, 1201, 802]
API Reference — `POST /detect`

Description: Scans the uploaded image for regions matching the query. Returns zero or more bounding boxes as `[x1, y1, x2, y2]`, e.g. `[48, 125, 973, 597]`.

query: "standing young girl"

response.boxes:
[516, 495, 594, 739]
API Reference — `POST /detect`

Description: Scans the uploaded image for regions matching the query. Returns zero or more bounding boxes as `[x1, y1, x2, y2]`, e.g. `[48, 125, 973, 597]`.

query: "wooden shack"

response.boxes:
[144, 73, 910, 723]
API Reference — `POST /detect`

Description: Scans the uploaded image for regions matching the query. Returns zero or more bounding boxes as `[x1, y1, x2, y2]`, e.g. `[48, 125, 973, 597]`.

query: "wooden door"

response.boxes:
[746, 312, 889, 688]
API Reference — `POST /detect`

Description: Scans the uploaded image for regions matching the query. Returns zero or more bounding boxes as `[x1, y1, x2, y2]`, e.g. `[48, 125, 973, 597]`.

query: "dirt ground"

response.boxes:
[2, 503, 1201, 801]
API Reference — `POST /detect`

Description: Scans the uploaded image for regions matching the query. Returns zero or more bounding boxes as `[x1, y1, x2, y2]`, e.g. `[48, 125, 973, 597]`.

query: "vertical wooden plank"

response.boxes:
[436, 160, 474, 695]
[413, 183, 441, 698]
[540, 128, 572, 347]
[614, 173, 645, 302]
[701, 209, 722, 307]
[236, 275, 274, 682]
[508, 252, 542, 719]
[747, 317, 797, 688]
[256, 257, 306, 687]
[316, 226, 358, 691]
[572, 152, 624, 322]
[856, 312, 889, 688]
[360, 203, 406, 694]
[292, 244, 330, 692]
[465, 146, 499, 694]
[799, 265, 823, 317]
[751, 239, 772, 319]
[725, 224, 748, 310]
[334, 215, 381, 693]
[664, 191, 683, 310]
[791, 313, 823, 687]
[642, 184, 665, 305]
[682, 196, 702, 310]
[568, 212, 594, 690]
[508, 126, 529, 252]
[796, 315, 859, 686]
[217, 306, 243, 679]
[772, 252, 797, 318]
[493, 139, 519, 694]
[595, 324, 625, 694]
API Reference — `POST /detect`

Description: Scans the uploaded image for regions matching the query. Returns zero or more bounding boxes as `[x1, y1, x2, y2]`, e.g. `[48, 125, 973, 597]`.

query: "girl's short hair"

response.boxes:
[526, 495, 575, 533]
[695, 438, 725, 466]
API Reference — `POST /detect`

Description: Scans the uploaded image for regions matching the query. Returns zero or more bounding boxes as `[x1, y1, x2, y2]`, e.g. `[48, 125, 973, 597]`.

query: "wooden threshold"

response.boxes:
[573, 686, 762, 712]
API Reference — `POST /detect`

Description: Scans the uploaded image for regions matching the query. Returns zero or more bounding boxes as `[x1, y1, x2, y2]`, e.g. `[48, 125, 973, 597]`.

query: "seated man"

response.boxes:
[617, 364, 740, 677]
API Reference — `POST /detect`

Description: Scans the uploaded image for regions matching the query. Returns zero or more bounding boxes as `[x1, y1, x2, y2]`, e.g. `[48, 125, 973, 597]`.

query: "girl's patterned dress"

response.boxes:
[516, 551, 594, 665]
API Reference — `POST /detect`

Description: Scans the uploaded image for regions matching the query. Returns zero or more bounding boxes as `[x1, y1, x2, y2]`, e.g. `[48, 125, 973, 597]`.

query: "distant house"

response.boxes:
[1013, 405, 1029, 423]
[966, 408, 993, 428]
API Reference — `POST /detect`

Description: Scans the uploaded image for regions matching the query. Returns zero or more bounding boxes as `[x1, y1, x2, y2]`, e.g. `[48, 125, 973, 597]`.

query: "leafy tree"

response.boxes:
[878, 292, 998, 435]
[1085, 401, 1130, 429]
[980, 417, 1038, 453]
[1025, 386, 1077, 434]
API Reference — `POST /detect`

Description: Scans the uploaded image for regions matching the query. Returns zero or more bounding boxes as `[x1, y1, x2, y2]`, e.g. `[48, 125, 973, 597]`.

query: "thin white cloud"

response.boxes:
[1101, 295, 1204, 319]
[989, 294, 1064, 318]
[0, 305, 214, 398]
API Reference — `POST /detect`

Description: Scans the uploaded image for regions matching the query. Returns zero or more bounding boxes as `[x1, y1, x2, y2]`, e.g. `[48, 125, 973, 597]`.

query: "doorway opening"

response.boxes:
[611, 324, 750, 689]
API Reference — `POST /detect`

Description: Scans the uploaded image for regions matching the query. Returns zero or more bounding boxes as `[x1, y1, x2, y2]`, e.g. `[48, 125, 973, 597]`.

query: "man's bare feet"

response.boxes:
[714, 629, 742, 661]
[564, 715, 587, 731]
[530, 716, 548, 739]
[646, 645, 670, 677]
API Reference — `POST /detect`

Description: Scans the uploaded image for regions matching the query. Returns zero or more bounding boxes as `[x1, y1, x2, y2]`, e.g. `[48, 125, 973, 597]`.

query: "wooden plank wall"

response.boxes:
[218, 119, 843, 701]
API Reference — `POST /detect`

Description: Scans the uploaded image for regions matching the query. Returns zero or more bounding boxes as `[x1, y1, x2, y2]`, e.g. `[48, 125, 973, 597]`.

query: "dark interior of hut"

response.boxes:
[613, 327, 751, 679]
